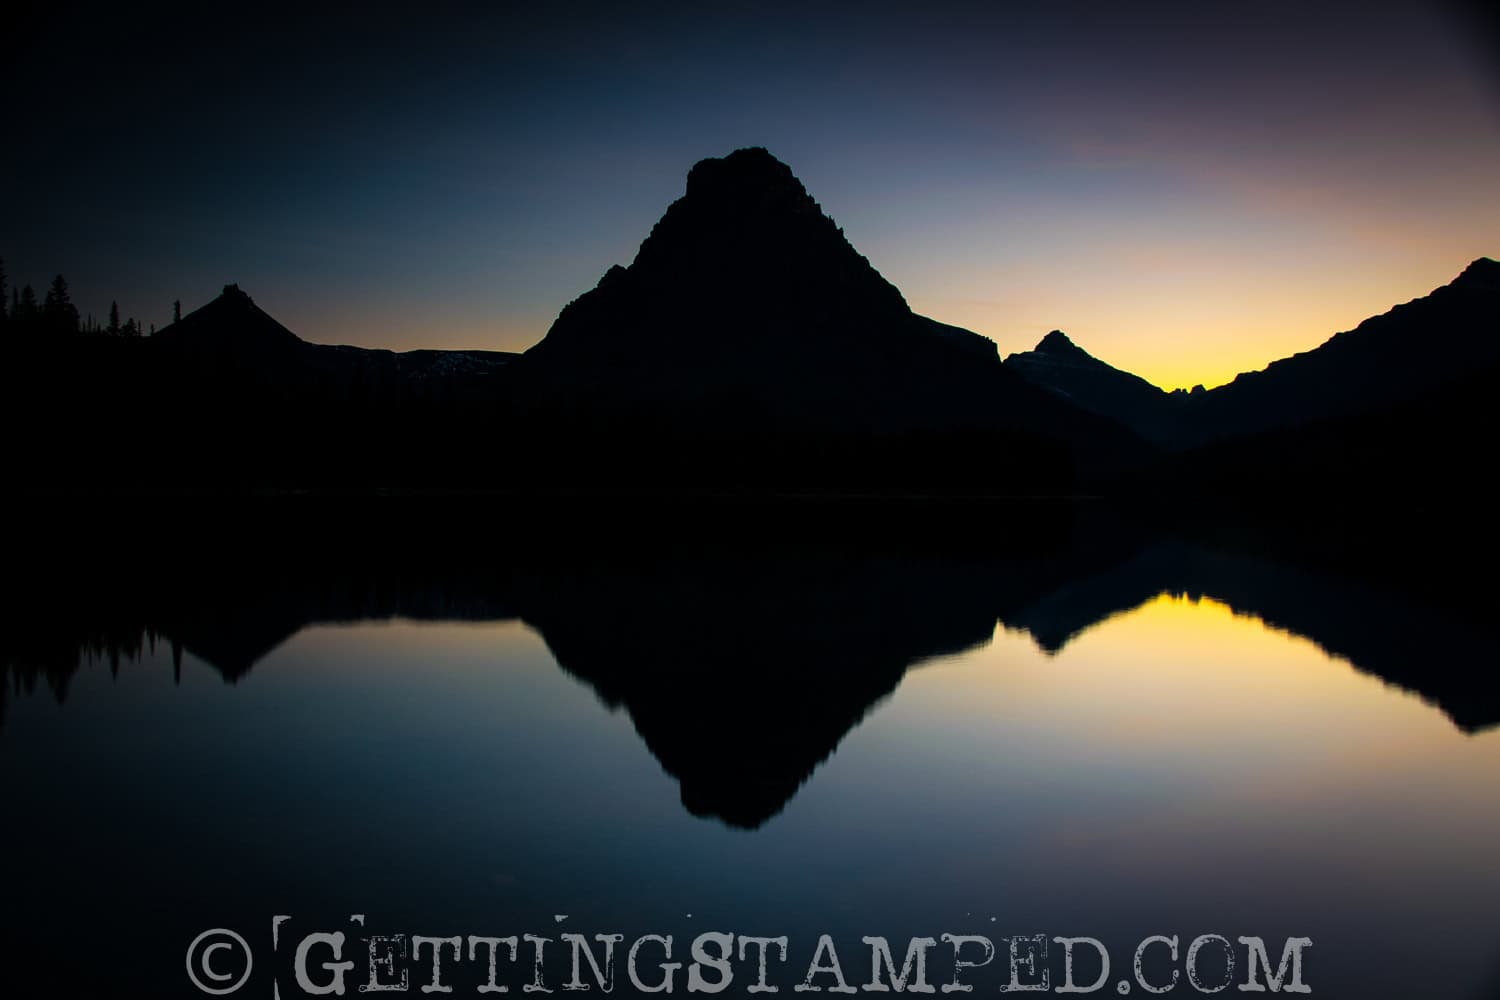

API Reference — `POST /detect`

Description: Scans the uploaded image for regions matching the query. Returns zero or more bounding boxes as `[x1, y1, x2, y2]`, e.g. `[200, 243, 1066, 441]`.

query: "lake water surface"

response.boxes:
[2, 511, 1498, 998]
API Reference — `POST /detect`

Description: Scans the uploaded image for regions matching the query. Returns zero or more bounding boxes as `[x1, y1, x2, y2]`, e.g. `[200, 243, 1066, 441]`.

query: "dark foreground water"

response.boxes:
[2, 502, 1497, 999]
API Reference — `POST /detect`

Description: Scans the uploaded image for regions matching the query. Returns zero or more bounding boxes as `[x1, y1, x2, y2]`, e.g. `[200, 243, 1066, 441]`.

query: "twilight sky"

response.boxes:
[5, 1, 1497, 389]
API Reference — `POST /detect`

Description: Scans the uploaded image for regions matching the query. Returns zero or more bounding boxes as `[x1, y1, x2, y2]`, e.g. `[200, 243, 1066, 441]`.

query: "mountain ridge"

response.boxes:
[1005, 256, 1499, 453]
[4, 140, 1494, 496]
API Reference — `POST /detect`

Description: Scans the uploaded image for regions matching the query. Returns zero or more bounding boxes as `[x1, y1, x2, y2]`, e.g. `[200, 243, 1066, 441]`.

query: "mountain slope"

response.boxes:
[1163, 352, 1500, 496]
[1180, 257, 1500, 446]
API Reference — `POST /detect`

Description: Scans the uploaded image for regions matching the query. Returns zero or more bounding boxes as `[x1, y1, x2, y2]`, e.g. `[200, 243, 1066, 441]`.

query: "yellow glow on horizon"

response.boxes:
[913, 252, 1494, 391]
[269, 232, 1495, 390]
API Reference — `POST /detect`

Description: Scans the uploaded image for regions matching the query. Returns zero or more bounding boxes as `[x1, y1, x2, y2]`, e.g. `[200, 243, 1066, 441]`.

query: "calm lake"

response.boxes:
[2, 503, 1497, 998]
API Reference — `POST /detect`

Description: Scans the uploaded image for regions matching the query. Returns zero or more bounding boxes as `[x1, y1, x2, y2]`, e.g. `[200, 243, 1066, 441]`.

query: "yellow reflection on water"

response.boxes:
[966, 593, 1458, 743]
[1035, 591, 1411, 745]
[875, 590, 1500, 900]
[908, 590, 1500, 769]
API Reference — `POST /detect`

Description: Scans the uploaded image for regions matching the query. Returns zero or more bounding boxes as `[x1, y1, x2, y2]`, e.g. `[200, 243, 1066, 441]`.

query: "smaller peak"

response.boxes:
[1036, 330, 1088, 357]
[160, 283, 303, 350]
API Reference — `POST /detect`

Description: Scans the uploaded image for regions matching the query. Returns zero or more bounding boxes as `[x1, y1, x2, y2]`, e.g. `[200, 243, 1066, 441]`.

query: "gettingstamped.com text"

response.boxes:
[185, 916, 1313, 996]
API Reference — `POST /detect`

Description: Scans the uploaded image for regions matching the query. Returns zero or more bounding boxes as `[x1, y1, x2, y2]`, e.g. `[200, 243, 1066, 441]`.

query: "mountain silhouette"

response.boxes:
[509, 146, 1143, 491]
[153, 283, 303, 356]
[1006, 259, 1500, 459]
[1005, 330, 1186, 446]
[998, 258, 1500, 493]
[1158, 258, 1500, 494]
[3, 283, 520, 489]
[1178, 256, 1500, 445]
[4, 147, 1494, 497]
[155, 283, 516, 392]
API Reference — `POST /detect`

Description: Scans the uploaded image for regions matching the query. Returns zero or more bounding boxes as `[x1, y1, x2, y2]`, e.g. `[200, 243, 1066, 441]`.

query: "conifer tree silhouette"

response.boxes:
[42, 275, 80, 335]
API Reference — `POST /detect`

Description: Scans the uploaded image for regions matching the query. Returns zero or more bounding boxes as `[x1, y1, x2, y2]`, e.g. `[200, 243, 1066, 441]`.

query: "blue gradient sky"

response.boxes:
[5, 1, 1497, 388]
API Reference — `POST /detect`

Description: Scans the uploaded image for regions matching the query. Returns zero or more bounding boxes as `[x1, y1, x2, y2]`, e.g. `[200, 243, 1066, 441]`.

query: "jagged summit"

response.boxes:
[219, 283, 254, 305]
[193, 283, 265, 318]
[683, 145, 806, 201]
[579, 145, 910, 327]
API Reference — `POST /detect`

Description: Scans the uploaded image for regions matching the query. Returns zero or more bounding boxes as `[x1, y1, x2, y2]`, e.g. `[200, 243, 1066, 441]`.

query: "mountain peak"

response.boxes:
[219, 283, 254, 306]
[633, 145, 852, 270]
[529, 146, 913, 368]
[157, 283, 303, 352]
[1004, 329, 1183, 445]
[1035, 330, 1090, 359]
[684, 146, 804, 202]
[1454, 256, 1500, 290]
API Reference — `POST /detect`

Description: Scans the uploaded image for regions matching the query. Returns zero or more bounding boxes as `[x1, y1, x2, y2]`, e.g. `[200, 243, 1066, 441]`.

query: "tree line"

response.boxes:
[0, 256, 181, 340]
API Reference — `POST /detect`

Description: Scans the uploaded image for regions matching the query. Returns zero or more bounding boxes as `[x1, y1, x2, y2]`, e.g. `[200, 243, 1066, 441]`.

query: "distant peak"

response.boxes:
[160, 282, 303, 349]
[1035, 330, 1089, 358]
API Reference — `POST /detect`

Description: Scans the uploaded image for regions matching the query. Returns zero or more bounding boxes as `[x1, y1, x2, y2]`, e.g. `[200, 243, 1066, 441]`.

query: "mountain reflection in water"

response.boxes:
[3, 499, 1499, 1000]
